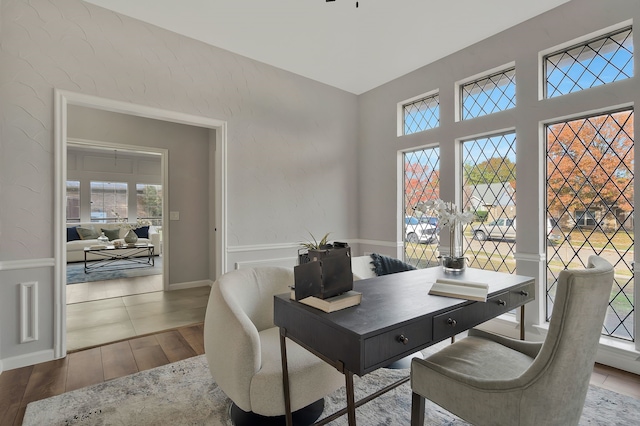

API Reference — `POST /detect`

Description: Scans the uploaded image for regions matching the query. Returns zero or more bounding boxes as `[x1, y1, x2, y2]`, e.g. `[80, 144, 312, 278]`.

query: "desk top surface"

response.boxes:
[275, 267, 534, 338]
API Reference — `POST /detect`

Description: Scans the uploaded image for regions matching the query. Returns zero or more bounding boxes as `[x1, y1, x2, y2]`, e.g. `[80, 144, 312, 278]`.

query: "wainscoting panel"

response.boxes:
[20, 281, 39, 343]
[234, 257, 298, 270]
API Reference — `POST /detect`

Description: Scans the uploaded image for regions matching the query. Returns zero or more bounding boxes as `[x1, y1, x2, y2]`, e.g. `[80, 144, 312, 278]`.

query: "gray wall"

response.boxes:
[358, 0, 640, 371]
[68, 107, 211, 285]
[359, 0, 639, 260]
[0, 0, 358, 367]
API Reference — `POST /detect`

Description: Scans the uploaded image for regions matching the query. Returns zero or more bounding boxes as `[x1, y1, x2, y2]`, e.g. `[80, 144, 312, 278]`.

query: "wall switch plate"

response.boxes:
[170, 211, 180, 220]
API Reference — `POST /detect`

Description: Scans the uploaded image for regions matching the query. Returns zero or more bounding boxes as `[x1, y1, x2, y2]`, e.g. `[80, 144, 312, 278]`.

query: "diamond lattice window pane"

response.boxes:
[462, 133, 517, 274]
[545, 27, 633, 98]
[403, 94, 440, 135]
[404, 147, 440, 268]
[461, 68, 516, 120]
[546, 109, 634, 341]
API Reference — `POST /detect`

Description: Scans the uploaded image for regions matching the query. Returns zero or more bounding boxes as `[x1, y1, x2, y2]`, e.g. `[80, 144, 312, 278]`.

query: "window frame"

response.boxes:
[397, 89, 439, 137]
[458, 66, 516, 121]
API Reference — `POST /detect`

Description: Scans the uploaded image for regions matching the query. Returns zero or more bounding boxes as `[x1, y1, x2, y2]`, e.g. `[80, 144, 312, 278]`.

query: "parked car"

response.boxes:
[419, 216, 439, 227]
[472, 217, 564, 244]
[472, 217, 515, 241]
[405, 216, 438, 244]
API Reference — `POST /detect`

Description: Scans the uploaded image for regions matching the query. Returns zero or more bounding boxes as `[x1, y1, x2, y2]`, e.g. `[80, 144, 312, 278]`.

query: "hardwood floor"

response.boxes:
[0, 323, 205, 426]
[2, 323, 639, 426]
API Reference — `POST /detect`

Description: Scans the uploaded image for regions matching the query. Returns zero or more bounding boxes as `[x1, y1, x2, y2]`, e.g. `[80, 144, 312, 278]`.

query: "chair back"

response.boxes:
[351, 255, 376, 280]
[204, 267, 294, 410]
[218, 267, 294, 331]
[519, 255, 614, 424]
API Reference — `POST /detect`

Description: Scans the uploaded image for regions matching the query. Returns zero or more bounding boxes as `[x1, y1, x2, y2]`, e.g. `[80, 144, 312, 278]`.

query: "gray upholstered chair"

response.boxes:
[410, 255, 614, 426]
[204, 266, 344, 425]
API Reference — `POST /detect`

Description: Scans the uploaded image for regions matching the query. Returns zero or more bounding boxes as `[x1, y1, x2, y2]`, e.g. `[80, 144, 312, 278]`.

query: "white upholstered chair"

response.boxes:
[351, 255, 377, 280]
[351, 253, 416, 281]
[410, 255, 614, 426]
[204, 266, 344, 425]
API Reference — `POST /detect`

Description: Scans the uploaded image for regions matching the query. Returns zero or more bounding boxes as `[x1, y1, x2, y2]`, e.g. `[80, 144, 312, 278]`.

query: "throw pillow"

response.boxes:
[67, 227, 81, 242]
[101, 228, 121, 241]
[134, 226, 149, 239]
[76, 226, 99, 240]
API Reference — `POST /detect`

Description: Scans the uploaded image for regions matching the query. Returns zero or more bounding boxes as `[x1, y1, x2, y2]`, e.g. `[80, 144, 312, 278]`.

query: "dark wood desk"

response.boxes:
[274, 267, 535, 426]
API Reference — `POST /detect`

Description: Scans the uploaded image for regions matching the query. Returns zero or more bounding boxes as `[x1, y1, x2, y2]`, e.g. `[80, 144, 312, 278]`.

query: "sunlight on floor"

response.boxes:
[66, 278, 210, 351]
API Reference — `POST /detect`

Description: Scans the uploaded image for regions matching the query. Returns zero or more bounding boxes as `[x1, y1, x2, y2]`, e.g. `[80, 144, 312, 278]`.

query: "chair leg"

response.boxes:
[411, 392, 425, 426]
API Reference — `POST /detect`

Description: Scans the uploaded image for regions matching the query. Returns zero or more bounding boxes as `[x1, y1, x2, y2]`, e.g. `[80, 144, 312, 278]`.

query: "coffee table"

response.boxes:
[83, 243, 155, 273]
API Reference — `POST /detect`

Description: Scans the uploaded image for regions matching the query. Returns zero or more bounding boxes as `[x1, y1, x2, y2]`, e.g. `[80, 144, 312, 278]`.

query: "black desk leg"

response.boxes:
[411, 392, 425, 426]
[279, 329, 293, 426]
[345, 370, 356, 425]
[520, 305, 525, 340]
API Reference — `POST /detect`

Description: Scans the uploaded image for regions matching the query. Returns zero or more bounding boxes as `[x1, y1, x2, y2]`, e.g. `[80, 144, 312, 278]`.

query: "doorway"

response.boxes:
[54, 89, 227, 357]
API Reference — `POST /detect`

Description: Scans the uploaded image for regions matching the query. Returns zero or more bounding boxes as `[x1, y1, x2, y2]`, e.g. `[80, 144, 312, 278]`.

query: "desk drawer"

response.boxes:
[484, 291, 511, 319]
[364, 318, 432, 369]
[510, 281, 535, 307]
[433, 302, 484, 341]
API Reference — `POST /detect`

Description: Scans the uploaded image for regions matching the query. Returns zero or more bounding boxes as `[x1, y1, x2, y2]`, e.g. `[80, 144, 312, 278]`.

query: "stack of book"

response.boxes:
[290, 288, 362, 313]
[428, 278, 489, 302]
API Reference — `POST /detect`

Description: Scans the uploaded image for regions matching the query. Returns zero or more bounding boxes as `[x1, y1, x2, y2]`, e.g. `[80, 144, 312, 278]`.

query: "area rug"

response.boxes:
[22, 354, 640, 425]
[66, 257, 162, 284]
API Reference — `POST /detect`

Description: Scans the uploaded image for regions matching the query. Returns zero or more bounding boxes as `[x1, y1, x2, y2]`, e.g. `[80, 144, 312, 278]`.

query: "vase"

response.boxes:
[97, 232, 109, 245]
[124, 229, 138, 245]
[441, 255, 466, 273]
[442, 221, 465, 272]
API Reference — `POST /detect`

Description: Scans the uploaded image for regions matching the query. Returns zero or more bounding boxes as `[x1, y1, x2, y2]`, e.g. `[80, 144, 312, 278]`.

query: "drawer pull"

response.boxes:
[447, 318, 457, 327]
[397, 334, 409, 345]
[520, 290, 530, 297]
[497, 299, 507, 306]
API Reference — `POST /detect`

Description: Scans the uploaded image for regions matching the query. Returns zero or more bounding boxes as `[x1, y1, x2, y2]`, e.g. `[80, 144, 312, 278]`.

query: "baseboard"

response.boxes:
[168, 279, 212, 291]
[595, 340, 640, 375]
[1, 349, 55, 371]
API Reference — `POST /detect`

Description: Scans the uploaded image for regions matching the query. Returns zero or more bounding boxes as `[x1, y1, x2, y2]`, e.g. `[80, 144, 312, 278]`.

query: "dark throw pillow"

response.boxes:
[370, 252, 417, 276]
[101, 228, 121, 241]
[76, 226, 99, 240]
[134, 226, 149, 239]
[67, 227, 81, 242]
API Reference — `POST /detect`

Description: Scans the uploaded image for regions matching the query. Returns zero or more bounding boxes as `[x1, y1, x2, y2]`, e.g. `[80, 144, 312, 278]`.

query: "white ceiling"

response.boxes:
[83, 0, 570, 94]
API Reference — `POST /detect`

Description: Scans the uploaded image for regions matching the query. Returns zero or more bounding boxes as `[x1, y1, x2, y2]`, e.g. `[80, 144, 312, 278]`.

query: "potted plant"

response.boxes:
[294, 232, 353, 299]
[298, 232, 332, 264]
[424, 199, 475, 272]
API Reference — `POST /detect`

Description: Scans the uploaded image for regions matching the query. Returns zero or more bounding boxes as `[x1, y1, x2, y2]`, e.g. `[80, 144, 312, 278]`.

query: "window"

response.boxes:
[546, 109, 634, 341]
[544, 27, 633, 98]
[66, 181, 80, 223]
[460, 67, 516, 120]
[574, 210, 597, 227]
[403, 147, 440, 268]
[403, 93, 439, 135]
[90, 181, 127, 223]
[461, 132, 517, 273]
[137, 183, 163, 226]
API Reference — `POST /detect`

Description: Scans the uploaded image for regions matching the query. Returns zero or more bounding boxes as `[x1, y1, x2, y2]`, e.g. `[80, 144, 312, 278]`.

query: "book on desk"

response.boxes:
[428, 278, 489, 302]
[291, 289, 362, 313]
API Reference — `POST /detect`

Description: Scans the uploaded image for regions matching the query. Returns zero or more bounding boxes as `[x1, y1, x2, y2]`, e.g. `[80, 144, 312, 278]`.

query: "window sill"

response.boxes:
[533, 322, 640, 374]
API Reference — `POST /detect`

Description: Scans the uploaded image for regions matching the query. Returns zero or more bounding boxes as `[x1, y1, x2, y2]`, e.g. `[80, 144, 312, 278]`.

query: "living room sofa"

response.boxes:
[66, 222, 160, 263]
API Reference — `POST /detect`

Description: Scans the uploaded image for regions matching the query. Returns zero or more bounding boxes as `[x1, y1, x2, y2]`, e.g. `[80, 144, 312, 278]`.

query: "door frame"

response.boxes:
[54, 89, 227, 359]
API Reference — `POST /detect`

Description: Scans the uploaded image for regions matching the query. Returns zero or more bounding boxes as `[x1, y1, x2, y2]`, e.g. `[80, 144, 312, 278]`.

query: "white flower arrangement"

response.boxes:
[423, 199, 475, 258]
[423, 199, 475, 229]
